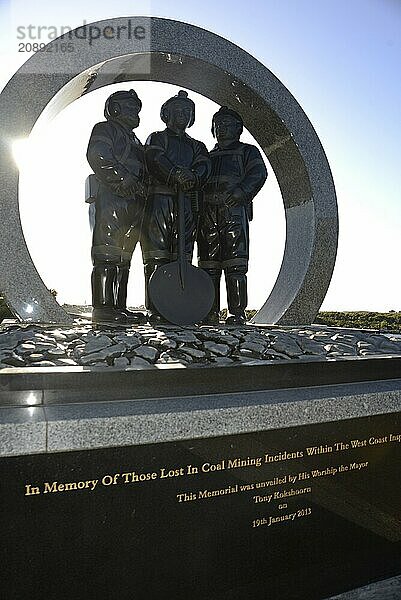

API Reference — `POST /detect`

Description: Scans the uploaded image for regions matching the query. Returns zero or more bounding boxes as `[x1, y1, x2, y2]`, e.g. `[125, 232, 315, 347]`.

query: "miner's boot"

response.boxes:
[144, 262, 169, 325]
[115, 262, 146, 324]
[200, 268, 221, 325]
[91, 265, 127, 324]
[225, 265, 247, 325]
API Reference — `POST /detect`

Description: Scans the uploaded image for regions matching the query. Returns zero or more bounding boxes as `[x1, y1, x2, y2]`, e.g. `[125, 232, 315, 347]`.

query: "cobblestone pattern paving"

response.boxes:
[0, 318, 400, 369]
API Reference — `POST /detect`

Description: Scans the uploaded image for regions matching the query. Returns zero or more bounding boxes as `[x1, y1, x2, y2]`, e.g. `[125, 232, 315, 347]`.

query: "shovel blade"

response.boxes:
[149, 262, 215, 326]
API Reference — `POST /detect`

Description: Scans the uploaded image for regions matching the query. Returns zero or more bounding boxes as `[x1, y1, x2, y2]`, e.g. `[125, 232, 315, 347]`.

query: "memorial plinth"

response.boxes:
[1, 331, 400, 599]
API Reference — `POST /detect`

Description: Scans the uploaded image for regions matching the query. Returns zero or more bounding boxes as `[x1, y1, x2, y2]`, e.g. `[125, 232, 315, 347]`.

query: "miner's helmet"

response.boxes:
[104, 89, 142, 120]
[160, 90, 195, 127]
[211, 106, 244, 137]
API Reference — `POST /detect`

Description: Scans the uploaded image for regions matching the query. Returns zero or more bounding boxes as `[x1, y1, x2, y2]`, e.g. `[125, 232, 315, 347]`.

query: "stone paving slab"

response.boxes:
[1, 378, 400, 457]
[0, 316, 400, 370]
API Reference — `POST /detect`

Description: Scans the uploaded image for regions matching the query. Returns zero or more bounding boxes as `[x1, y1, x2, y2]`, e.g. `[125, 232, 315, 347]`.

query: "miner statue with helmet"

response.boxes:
[86, 89, 147, 325]
[197, 106, 268, 325]
[142, 90, 211, 325]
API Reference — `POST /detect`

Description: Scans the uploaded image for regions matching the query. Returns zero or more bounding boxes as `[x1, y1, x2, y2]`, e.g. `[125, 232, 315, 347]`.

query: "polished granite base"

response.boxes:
[1, 408, 400, 599]
[1, 342, 400, 599]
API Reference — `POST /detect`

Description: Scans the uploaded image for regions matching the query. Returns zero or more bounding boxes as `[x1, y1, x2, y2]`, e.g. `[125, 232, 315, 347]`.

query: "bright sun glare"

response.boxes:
[12, 138, 30, 170]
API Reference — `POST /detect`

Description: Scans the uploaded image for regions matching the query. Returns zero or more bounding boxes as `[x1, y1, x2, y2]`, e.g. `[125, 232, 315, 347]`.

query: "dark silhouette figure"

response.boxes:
[86, 89, 147, 324]
[142, 90, 211, 324]
[198, 107, 267, 325]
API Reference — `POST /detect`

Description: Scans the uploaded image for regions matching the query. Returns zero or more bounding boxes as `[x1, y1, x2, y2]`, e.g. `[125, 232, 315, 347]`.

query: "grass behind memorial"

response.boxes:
[224, 309, 401, 333]
[313, 311, 401, 333]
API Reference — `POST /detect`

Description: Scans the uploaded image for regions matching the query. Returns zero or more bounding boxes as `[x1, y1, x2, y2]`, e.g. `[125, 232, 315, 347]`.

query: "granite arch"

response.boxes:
[0, 16, 338, 324]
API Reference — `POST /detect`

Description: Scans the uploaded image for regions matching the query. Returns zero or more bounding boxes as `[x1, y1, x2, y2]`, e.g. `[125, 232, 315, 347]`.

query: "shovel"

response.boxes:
[149, 189, 215, 325]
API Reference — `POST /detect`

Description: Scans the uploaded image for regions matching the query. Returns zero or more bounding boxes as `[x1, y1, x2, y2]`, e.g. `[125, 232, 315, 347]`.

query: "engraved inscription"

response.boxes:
[23, 427, 400, 539]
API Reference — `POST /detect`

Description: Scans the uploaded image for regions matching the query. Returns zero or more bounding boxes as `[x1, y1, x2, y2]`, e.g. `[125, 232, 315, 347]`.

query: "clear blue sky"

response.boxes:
[1, 0, 400, 311]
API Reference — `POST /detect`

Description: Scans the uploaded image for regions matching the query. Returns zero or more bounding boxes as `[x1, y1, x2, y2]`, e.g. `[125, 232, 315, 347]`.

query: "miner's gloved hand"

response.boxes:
[130, 179, 147, 199]
[181, 179, 196, 192]
[118, 174, 146, 198]
[225, 186, 247, 207]
[174, 167, 197, 191]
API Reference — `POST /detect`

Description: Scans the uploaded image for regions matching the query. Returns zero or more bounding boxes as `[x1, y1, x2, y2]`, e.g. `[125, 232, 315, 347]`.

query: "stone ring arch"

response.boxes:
[0, 16, 338, 325]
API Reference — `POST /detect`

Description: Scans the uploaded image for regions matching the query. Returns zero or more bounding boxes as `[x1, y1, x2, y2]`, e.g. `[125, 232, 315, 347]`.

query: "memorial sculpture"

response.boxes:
[86, 89, 147, 325]
[198, 107, 267, 325]
[86, 94, 267, 327]
[142, 90, 211, 325]
[3, 18, 398, 600]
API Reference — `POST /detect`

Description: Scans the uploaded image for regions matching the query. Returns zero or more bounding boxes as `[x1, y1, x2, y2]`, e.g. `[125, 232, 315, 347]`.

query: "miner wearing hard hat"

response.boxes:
[143, 90, 211, 324]
[86, 89, 147, 324]
[197, 106, 267, 325]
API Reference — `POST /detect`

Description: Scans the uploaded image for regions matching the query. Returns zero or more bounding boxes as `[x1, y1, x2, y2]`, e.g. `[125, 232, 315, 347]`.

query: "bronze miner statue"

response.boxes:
[86, 89, 147, 325]
[197, 107, 268, 325]
[142, 90, 211, 325]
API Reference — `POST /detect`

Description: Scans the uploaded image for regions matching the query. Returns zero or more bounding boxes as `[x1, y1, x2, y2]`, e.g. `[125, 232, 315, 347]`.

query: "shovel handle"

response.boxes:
[177, 189, 186, 289]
